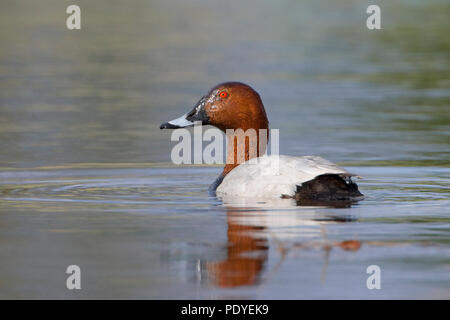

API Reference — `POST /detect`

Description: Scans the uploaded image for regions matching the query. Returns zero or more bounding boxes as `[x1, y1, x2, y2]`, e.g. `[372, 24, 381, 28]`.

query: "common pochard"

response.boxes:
[160, 82, 363, 203]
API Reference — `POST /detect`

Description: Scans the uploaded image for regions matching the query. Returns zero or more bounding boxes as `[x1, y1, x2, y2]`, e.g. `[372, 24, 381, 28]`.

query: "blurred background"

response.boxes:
[0, 0, 448, 168]
[0, 0, 449, 299]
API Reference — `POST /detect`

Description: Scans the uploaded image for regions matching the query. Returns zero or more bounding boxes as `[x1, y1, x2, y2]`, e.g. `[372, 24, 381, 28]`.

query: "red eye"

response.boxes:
[219, 91, 228, 99]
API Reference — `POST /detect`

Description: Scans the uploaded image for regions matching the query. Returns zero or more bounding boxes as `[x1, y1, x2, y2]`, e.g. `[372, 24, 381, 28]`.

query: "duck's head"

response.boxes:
[160, 82, 269, 132]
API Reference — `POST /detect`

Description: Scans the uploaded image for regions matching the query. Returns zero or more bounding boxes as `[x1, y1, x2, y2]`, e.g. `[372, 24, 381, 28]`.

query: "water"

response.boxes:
[0, 0, 449, 299]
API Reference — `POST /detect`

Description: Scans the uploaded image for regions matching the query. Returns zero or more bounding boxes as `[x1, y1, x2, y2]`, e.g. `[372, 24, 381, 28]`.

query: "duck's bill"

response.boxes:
[160, 97, 210, 129]
[160, 113, 194, 129]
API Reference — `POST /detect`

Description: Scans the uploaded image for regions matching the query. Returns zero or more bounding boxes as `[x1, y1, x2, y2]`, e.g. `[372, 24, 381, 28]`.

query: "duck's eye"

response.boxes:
[219, 91, 228, 99]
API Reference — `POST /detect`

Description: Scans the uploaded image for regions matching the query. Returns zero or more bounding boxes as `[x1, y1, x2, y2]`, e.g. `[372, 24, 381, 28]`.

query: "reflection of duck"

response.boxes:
[160, 82, 363, 202]
[201, 204, 360, 288]
[205, 209, 268, 288]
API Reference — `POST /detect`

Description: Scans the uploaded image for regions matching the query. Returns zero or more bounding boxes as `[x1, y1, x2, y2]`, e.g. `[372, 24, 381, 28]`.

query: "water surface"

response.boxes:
[0, 165, 449, 299]
[0, 0, 449, 299]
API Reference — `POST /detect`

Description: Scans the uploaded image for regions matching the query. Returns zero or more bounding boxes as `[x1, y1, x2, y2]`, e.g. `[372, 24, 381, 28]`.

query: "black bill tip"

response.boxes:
[160, 122, 180, 129]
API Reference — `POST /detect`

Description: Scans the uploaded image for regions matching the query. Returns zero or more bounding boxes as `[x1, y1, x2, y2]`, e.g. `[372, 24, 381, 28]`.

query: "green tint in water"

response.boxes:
[0, 0, 449, 299]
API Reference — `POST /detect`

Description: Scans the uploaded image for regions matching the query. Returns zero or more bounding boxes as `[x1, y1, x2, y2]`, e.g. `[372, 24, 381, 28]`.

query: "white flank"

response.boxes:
[216, 154, 355, 198]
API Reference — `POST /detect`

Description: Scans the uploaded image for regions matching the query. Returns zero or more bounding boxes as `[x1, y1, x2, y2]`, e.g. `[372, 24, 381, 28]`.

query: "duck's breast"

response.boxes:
[215, 155, 352, 198]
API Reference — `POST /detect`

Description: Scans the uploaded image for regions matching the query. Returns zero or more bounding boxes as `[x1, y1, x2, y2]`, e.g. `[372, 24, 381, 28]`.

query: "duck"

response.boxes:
[160, 82, 363, 203]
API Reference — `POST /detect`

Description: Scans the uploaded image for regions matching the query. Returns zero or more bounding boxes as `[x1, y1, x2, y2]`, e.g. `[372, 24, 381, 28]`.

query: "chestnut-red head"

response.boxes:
[160, 82, 269, 132]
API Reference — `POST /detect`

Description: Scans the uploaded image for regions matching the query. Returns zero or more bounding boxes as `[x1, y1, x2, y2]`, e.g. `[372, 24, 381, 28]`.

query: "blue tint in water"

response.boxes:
[0, 0, 449, 299]
[0, 165, 448, 299]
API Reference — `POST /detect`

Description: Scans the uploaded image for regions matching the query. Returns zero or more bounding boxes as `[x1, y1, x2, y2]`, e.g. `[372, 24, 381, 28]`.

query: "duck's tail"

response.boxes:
[284, 174, 364, 206]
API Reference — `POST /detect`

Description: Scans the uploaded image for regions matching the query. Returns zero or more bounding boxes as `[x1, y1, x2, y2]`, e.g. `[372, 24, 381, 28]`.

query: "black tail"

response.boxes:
[293, 174, 363, 206]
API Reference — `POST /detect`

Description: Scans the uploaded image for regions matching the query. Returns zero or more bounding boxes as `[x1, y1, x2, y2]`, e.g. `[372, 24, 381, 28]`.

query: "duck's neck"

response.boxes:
[222, 126, 269, 176]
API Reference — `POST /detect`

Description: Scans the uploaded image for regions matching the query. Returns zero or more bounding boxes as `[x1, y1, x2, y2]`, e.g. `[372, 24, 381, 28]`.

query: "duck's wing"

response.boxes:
[216, 155, 358, 198]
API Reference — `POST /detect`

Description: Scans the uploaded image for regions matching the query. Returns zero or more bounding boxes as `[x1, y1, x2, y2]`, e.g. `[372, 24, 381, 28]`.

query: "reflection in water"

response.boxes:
[0, 0, 448, 298]
[0, 166, 448, 298]
[205, 209, 268, 288]
[202, 201, 359, 288]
